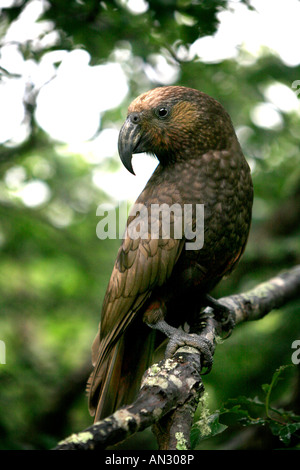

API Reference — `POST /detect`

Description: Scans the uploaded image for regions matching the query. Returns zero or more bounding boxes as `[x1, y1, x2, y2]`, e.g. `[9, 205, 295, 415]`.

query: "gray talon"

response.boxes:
[205, 294, 235, 336]
[147, 320, 213, 372]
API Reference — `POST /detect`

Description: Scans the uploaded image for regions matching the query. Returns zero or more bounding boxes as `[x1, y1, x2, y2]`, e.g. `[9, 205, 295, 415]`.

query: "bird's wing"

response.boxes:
[88, 188, 185, 412]
[95, 231, 184, 357]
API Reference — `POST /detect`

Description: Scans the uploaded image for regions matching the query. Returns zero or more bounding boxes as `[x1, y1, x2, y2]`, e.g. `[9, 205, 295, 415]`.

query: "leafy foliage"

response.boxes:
[192, 366, 300, 449]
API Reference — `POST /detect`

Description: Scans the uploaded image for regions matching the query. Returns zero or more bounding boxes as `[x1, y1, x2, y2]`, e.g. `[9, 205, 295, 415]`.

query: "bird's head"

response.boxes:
[118, 86, 236, 174]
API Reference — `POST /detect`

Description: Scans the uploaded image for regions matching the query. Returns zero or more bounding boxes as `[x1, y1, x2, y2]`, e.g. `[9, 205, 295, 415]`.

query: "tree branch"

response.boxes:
[54, 265, 300, 450]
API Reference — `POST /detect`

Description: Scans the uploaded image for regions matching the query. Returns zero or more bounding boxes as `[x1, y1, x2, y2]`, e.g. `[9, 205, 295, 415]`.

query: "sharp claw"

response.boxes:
[204, 294, 235, 337]
[220, 314, 235, 338]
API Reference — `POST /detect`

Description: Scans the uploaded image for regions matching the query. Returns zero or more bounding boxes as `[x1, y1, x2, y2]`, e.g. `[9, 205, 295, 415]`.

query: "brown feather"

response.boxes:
[87, 184, 185, 420]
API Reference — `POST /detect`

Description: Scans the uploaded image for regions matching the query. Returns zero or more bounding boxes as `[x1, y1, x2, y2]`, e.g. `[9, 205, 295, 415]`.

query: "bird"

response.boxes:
[87, 85, 253, 422]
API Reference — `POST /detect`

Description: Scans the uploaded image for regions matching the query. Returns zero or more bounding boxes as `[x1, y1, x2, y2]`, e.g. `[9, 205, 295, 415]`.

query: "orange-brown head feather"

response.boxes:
[118, 86, 237, 173]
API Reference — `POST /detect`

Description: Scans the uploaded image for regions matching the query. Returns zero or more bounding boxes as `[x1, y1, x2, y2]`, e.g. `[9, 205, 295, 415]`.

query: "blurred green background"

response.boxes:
[0, 0, 299, 450]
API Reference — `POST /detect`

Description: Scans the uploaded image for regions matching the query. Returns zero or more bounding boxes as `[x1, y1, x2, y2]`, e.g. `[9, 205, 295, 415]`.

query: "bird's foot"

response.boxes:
[146, 319, 213, 373]
[204, 294, 235, 337]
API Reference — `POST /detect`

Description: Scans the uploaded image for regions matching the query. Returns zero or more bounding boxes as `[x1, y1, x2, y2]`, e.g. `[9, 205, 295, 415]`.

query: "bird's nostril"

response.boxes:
[130, 113, 140, 124]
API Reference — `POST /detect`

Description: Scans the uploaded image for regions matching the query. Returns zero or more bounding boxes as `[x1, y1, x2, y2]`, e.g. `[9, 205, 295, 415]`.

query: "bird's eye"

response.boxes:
[156, 107, 169, 119]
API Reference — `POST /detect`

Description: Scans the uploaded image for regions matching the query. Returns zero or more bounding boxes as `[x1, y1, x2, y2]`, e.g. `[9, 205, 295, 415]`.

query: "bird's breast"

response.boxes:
[145, 149, 252, 278]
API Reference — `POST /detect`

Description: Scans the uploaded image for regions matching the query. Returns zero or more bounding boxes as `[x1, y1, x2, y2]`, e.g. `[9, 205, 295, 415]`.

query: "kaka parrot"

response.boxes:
[87, 86, 253, 422]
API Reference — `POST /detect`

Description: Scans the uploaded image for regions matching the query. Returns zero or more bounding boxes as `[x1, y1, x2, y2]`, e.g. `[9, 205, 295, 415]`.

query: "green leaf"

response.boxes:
[218, 396, 268, 428]
[191, 413, 228, 448]
[269, 421, 300, 445]
[261, 384, 270, 394]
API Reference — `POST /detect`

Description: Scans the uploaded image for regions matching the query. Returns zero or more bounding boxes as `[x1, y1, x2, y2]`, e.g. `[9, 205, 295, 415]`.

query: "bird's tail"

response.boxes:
[87, 321, 155, 422]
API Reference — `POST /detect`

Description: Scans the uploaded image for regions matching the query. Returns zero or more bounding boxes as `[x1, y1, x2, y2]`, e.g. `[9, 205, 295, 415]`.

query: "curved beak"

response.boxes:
[118, 118, 143, 175]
